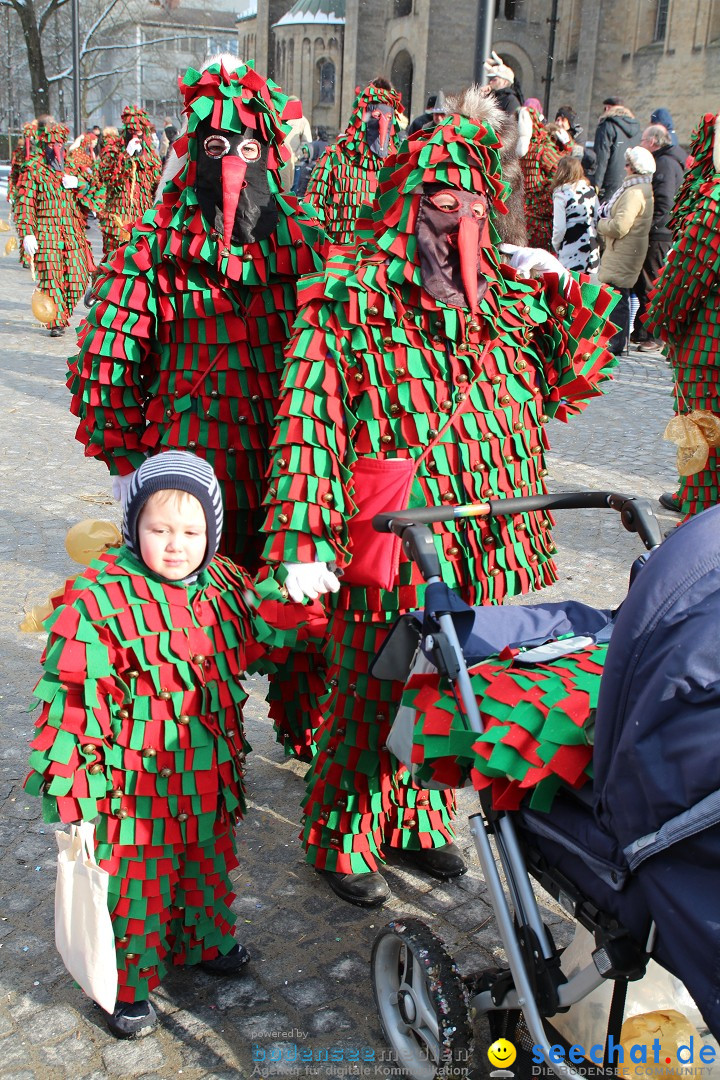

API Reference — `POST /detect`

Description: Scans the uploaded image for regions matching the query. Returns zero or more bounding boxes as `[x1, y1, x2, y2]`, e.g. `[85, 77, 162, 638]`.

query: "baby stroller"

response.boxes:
[368, 492, 720, 1079]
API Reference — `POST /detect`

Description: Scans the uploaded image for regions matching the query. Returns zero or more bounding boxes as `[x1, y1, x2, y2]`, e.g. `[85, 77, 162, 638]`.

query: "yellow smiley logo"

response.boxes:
[488, 1038, 517, 1069]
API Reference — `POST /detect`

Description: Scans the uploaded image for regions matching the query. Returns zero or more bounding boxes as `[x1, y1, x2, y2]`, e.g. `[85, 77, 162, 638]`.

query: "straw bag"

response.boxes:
[55, 822, 118, 1013]
[343, 352, 488, 591]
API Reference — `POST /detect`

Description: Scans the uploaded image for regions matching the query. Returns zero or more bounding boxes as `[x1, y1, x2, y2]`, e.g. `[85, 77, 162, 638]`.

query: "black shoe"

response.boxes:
[105, 999, 157, 1039]
[49, 327, 65, 337]
[198, 942, 250, 975]
[637, 340, 659, 353]
[317, 868, 391, 908]
[659, 492, 682, 513]
[392, 843, 468, 881]
[83, 285, 94, 308]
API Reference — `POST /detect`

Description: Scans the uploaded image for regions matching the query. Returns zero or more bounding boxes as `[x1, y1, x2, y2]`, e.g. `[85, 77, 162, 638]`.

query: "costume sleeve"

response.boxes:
[24, 590, 123, 824]
[597, 188, 644, 241]
[67, 229, 158, 475]
[645, 195, 720, 340]
[303, 148, 334, 218]
[533, 272, 619, 421]
[261, 266, 358, 567]
[551, 191, 566, 251]
[13, 164, 38, 239]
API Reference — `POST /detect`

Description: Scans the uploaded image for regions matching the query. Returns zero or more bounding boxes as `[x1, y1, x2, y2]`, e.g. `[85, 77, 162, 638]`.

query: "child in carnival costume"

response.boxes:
[304, 79, 404, 245]
[644, 111, 720, 519]
[90, 105, 162, 262]
[25, 452, 311, 1039]
[261, 88, 620, 908]
[14, 121, 96, 335]
[68, 57, 329, 762]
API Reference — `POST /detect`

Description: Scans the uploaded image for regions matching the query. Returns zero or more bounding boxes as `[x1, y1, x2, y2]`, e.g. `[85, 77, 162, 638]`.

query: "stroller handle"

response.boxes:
[373, 491, 663, 552]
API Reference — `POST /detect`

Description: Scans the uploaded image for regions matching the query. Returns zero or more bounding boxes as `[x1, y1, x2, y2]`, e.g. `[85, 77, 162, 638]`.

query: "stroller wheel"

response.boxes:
[371, 916, 473, 1080]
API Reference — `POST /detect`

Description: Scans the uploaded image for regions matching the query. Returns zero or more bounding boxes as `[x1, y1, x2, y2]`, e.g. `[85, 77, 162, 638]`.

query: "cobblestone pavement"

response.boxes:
[0, 231, 682, 1080]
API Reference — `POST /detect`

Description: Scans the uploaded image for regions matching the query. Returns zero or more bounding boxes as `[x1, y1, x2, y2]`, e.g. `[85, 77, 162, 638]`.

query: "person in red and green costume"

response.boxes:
[303, 78, 404, 245]
[25, 452, 309, 1039]
[518, 104, 569, 250]
[90, 105, 162, 263]
[261, 87, 620, 907]
[13, 121, 96, 335]
[645, 111, 720, 519]
[68, 57, 329, 762]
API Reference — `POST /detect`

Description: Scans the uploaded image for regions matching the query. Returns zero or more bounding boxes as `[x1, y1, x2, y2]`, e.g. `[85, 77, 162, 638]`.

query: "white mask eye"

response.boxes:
[237, 138, 261, 162]
[203, 134, 230, 159]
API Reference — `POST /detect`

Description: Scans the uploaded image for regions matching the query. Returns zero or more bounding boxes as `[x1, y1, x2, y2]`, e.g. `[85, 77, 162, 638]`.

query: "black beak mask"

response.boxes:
[365, 105, 394, 159]
[45, 143, 65, 172]
[194, 119, 278, 246]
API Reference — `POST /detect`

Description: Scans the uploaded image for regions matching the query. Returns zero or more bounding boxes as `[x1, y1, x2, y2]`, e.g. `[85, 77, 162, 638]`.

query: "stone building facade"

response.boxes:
[238, 0, 720, 144]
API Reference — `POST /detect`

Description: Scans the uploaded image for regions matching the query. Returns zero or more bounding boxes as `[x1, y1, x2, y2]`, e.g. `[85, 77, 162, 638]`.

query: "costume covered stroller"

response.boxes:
[368, 491, 720, 1079]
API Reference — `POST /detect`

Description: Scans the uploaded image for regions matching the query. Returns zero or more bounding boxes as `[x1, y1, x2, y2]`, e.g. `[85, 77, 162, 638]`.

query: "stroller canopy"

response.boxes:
[593, 505, 720, 1037]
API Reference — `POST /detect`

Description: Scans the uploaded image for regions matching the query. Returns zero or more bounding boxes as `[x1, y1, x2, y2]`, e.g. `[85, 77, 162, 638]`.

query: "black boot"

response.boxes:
[391, 842, 467, 881]
[659, 492, 682, 513]
[105, 999, 157, 1039]
[317, 868, 391, 908]
[198, 942, 250, 975]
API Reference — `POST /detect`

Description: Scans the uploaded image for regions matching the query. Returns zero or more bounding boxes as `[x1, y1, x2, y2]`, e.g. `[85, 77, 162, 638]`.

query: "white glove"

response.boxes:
[23, 234, 38, 256]
[62, 173, 79, 189]
[555, 127, 571, 146]
[126, 137, 142, 157]
[111, 473, 135, 508]
[500, 243, 569, 284]
[515, 107, 532, 158]
[282, 562, 340, 602]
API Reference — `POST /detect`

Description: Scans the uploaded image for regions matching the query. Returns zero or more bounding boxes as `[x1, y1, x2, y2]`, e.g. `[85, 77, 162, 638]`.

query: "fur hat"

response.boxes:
[484, 50, 514, 85]
[625, 145, 656, 176]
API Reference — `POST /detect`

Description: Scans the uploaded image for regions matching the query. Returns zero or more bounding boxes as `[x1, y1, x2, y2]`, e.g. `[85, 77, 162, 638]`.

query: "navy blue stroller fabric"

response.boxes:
[421, 581, 614, 663]
[593, 505, 720, 1037]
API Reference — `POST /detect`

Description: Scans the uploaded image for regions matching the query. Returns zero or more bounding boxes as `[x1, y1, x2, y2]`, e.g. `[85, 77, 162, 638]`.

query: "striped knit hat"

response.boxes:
[123, 452, 224, 581]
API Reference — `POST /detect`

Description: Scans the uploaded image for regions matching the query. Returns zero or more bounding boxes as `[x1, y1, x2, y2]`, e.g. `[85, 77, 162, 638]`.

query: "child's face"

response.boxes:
[138, 491, 207, 580]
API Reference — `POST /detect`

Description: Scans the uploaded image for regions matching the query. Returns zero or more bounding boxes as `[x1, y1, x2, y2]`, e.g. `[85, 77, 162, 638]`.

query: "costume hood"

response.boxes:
[120, 105, 155, 152]
[361, 94, 510, 306]
[337, 81, 404, 160]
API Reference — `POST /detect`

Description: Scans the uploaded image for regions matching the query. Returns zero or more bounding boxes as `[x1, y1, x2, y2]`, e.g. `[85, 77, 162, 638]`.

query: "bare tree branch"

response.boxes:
[48, 34, 190, 81]
[39, 0, 68, 35]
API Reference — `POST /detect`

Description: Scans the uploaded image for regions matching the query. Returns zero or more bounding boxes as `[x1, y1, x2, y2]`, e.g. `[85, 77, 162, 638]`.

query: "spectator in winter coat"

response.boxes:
[597, 145, 655, 354]
[631, 123, 686, 349]
[407, 94, 437, 136]
[590, 98, 641, 200]
[551, 155, 600, 275]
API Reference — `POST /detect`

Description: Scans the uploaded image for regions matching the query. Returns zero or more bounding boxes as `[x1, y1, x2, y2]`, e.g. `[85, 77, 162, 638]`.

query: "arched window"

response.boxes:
[393, 0, 412, 17]
[390, 49, 413, 116]
[318, 60, 336, 104]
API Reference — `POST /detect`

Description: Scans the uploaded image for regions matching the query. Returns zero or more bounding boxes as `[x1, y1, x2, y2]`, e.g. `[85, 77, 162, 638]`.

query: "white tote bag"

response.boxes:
[55, 822, 118, 1013]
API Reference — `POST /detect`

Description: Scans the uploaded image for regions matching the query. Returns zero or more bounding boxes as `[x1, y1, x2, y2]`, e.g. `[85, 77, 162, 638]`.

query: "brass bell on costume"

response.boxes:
[663, 410, 720, 476]
[0, 219, 11, 232]
[31, 289, 58, 325]
[65, 519, 123, 565]
[4, 236, 18, 254]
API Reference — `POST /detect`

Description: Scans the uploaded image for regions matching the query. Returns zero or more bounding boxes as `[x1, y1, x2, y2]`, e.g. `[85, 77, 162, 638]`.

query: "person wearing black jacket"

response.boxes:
[481, 50, 523, 116]
[590, 98, 641, 200]
[631, 123, 685, 350]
